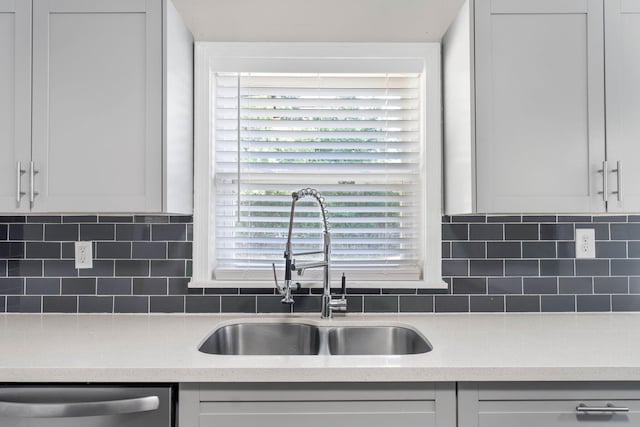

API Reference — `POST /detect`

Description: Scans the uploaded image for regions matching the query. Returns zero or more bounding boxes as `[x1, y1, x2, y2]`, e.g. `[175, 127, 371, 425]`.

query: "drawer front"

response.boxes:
[199, 400, 435, 427]
[477, 399, 640, 427]
[460, 382, 640, 427]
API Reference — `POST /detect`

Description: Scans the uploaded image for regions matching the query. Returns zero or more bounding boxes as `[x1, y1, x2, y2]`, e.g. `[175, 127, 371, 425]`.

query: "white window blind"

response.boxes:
[212, 72, 424, 281]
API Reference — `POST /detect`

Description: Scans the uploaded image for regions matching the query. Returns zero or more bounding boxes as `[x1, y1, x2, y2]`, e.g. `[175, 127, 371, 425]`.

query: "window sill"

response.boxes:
[188, 278, 448, 290]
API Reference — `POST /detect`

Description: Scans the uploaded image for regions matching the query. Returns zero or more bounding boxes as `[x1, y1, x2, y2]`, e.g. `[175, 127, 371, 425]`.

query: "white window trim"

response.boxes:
[190, 42, 446, 290]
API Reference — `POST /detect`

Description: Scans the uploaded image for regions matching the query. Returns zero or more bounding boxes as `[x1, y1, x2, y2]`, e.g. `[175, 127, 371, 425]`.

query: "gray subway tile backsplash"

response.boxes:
[0, 242, 24, 259]
[505, 260, 539, 276]
[523, 277, 557, 294]
[26, 278, 60, 295]
[575, 259, 609, 276]
[185, 295, 220, 313]
[62, 278, 96, 295]
[9, 224, 43, 240]
[558, 277, 593, 294]
[442, 223, 468, 240]
[452, 242, 485, 258]
[8, 260, 42, 277]
[7, 295, 41, 313]
[133, 278, 168, 295]
[151, 224, 186, 241]
[540, 224, 574, 240]
[541, 295, 575, 312]
[3, 214, 640, 313]
[26, 242, 61, 259]
[612, 294, 640, 312]
[593, 277, 628, 294]
[63, 215, 97, 223]
[79, 296, 113, 313]
[487, 242, 521, 258]
[221, 296, 256, 313]
[577, 294, 611, 312]
[611, 223, 640, 240]
[116, 224, 151, 241]
[43, 296, 77, 313]
[363, 295, 399, 313]
[80, 224, 114, 241]
[470, 295, 504, 312]
[115, 260, 150, 277]
[506, 295, 540, 312]
[45, 224, 78, 241]
[505, 224, 538, 240]
[150, 296, 185, 313]
[96, 242, 131, 259]
[469, 224, 503, 240]
[0, 278, 24, 295]
[435, 295, 469, 313]
[114, 295, 149, 313]
[487, 277, 522, 294]
[291, 295, 322, 313]
[399, 295, 433, 312]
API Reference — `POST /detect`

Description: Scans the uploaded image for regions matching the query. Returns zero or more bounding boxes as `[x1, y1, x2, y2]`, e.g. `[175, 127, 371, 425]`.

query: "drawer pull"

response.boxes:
[16, 161, 26, 205]
[597, 160, 608, 202]
[576, 403, 629, 414]
[612, 160, 622, 202]
[29, 161, 39, 207]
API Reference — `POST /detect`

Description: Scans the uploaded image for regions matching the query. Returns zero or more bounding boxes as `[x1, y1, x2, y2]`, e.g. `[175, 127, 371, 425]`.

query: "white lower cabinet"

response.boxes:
[179, 383, 456, 427]
[458, 382, 640, 427]
[179, 382, 640, 427]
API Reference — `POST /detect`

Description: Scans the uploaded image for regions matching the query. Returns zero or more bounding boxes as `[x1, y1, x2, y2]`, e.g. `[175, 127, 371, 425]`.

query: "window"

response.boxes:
[192, 43, 444, 289]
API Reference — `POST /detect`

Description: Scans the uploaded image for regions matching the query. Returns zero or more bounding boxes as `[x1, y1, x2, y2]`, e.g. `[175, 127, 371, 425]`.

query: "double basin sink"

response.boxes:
[198, 322, 432, 356]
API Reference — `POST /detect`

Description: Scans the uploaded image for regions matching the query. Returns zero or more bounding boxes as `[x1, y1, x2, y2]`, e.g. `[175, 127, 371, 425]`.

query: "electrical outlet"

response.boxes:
[575, 228, 596, 259]
[75, 241, 93, 269]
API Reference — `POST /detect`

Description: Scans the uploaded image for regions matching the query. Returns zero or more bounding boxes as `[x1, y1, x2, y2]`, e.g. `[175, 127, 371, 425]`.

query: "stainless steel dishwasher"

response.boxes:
[0, 385, 173, 427]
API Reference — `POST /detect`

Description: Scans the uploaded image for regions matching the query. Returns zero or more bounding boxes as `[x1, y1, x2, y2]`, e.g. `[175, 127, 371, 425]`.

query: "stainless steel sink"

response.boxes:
[198, 322, 432, 356]
[198, 323, 320, 355]
[328, 326, 432, 355]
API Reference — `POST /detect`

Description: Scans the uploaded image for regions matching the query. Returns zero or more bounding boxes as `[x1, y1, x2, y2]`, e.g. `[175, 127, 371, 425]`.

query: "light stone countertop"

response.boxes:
[0, 312, 639, 383]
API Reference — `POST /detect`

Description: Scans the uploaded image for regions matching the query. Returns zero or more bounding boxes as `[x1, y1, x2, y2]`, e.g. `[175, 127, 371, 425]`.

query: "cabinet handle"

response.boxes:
[29, 161, 39, 206]
[16, 161, 26, 205]
[0, 395, 159, 418]
[576, 403, 629, 414]
[612, 161, 622, 202]
[597, 161, 608, 202]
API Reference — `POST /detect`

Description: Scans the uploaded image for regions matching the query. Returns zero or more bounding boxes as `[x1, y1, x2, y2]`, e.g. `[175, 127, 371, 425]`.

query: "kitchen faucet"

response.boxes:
[272, 188, 347, 318]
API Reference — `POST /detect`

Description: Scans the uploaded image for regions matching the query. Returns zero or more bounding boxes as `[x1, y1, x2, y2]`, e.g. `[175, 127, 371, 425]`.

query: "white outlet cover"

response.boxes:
[575, 228, 596, 259]
[74, 241, 94, 269]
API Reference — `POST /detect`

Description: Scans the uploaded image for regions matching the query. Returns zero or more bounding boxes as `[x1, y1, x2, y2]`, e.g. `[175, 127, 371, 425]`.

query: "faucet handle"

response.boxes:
[329, 273, 348, 314]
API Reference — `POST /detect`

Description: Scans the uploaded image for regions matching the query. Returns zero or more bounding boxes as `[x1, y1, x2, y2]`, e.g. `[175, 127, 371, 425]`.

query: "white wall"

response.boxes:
[172, 0, 464, 42]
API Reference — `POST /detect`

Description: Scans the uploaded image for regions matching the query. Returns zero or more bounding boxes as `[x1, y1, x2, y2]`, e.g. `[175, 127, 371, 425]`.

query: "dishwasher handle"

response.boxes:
[0, 395, 160, 418]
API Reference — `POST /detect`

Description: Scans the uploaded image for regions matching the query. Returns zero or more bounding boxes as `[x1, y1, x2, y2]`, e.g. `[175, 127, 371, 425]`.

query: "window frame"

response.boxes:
[191, 42, 445, 290]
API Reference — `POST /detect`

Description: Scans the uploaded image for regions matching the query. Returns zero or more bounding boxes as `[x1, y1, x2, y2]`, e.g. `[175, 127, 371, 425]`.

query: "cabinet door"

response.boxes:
[31, 0, 162, 212]
[459, 382, 640, 427]
[181, 383, 456, 427]
[0, 0, 31, 212]
[475, 0, 606, 213]
[604, 0, 640, 212]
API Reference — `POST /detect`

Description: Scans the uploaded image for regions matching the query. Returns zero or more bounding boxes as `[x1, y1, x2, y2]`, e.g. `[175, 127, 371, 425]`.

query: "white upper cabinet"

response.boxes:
[604, 0, 640, 212]
[475, 0, 605, 214]
[0, 0, 31, 212]
[444, 0, 640, 214]
[0, 0, 193, 214]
